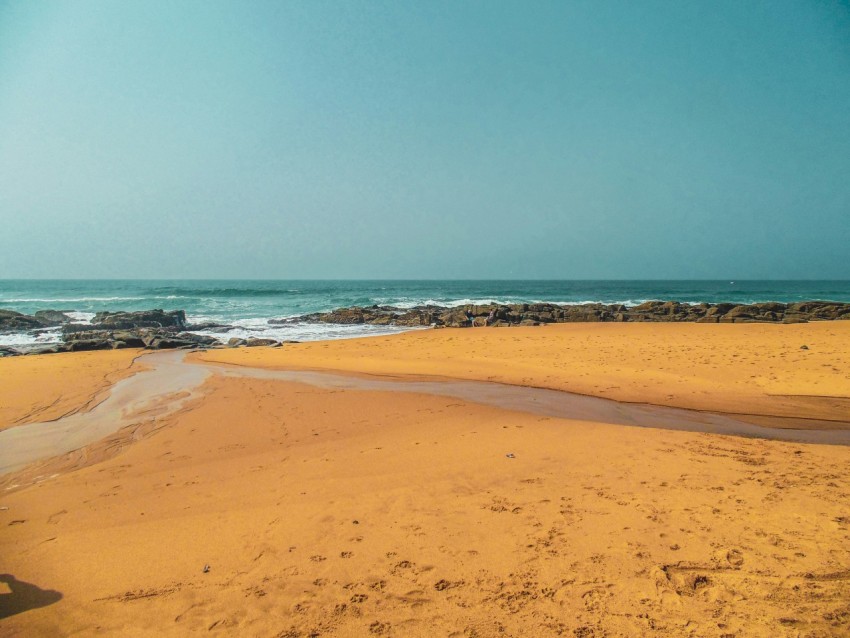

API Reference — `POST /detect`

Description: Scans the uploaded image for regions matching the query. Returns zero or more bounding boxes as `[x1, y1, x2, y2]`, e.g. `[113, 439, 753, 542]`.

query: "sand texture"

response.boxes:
[1, 324, 849, 637]
[195, 322, 850, 425]
[0, 349, 143, 430]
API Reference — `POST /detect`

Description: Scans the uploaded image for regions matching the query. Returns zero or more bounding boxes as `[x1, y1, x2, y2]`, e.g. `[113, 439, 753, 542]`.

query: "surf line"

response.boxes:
[3, 349, 850, 477]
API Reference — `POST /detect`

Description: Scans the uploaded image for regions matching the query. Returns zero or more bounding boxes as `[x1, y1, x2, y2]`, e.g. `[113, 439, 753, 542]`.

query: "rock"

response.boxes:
[659, 301, 681, 315]
[61, 325, 222, 350]
[395, 311, 435, 326]
[176, 333, 220, 346]
[62, 323, 105, 335]
[0, 310, 49, 331]
[64, 329, 114, 341]
[724, 305, 755, 319]
[632, 301, 664, 313]
[246, 338, 281, 347]
[706, 304, 735, 316]
[319, 308, 365, 324]
[285, 299, 850, 329]
[111, 331, 146, 348]
[753, 302, 786, 314]
[93, 309, 187, 330]
[438, 309, 473, 328]
[0, 346, 21, 357]
[186, 321, 234, 332]
[34, 309, 74, 324]
[61, 339, 112, 352]
[145, 336, 199, 350]
[228, 337, 248, 347]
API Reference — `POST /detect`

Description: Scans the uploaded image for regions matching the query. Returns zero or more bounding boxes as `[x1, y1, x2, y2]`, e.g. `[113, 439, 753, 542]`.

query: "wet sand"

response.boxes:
[0, 349, 142, 430]
[194, 322, 850, 424]
[1, 323, 849, 636]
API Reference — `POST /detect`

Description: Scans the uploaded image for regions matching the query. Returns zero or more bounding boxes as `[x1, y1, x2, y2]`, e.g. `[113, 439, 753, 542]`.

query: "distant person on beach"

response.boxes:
[465, 309, 475, 327]
[486, 309, 496, 326]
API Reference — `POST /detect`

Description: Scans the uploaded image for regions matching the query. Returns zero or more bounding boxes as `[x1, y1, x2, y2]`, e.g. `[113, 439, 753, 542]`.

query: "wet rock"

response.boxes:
[228, 337, 248, 347]
[724, 305, 755, 319]
[144, 336, 199, 350]
[110, 331, 146, 348]
[246, 338, 281, 347]
[186, 321, 234, 332]
[176, 333, 219, 346]
[34, 310, 74, 324]
[62, 323, 222, 351]
[632, 301, 664, 313]
[0, 310, 49, 331]
[291, 300, 850, 328]
[320, 308, 365, 324]
[0, 346, 21, 357]
[61, 339, 112, 352]
[93, 309, 187, 330]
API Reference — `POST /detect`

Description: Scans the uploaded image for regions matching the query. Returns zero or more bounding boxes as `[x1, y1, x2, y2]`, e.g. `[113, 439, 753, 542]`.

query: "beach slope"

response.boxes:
[1, 323, 849, 636]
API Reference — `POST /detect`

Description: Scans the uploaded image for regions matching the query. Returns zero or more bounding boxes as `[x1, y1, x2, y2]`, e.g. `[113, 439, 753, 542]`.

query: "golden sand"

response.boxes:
[0, 349, 143, 430]
[195, 322, 850, 424]
[1, 324, 849, 636]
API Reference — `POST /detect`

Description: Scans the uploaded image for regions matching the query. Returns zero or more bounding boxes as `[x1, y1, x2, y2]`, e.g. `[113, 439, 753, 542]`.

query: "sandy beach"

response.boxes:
[0, 349, 142, 430]
[1, 323, 849, 637]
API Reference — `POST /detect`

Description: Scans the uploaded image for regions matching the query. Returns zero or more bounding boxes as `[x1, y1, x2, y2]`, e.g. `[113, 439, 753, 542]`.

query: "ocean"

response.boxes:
[2, 279, 849, 348]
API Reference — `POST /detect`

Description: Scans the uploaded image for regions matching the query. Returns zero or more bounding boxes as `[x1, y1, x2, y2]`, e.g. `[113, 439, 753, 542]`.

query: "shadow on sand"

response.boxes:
[0, 574, 62, 619]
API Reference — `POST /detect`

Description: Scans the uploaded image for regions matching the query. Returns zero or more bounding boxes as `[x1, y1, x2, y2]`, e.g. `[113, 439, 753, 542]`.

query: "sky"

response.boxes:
[0, 0, 848, 279]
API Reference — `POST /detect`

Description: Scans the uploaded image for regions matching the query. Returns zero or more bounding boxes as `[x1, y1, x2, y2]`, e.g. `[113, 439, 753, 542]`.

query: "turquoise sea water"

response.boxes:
[1, 280, 849, 347]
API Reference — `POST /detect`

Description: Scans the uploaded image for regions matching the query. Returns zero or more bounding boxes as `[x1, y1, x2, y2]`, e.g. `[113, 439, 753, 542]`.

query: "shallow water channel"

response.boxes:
[2, 349, 849, 476]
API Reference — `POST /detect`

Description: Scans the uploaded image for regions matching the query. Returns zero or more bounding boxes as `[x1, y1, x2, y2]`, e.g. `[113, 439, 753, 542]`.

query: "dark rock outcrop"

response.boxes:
[186, 321, 235, 332]
[34, 309, 74, 324]
[92, 309, 187, 330]
[0, 310, 52, 332]
[59, 326, 221, 352]
[288, 300, 850, 329]
[246, 337, 281, 347]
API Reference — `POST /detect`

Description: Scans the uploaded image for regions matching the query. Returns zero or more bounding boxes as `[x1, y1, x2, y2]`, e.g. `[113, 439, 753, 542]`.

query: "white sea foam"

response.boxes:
[188, 320, 425, 344]
[0, 328, 63, 347]
[66, 311, 96, 324]
[379, 297, 519, 309]
[371, 297, 664, 309]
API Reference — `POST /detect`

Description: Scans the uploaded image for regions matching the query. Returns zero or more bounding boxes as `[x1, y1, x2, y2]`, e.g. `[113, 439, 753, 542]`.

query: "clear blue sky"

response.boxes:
[1, 0, 848, 279]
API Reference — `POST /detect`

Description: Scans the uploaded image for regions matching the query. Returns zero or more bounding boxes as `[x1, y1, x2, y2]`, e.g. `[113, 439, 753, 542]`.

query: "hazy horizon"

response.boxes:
[1, 1, 848, 279]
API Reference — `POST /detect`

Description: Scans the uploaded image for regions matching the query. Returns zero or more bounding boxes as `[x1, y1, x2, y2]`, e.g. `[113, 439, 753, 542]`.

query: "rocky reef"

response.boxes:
[0, 309, 280, 356]
[284, 300, 850, 328]
[1, 301, 849, 357]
